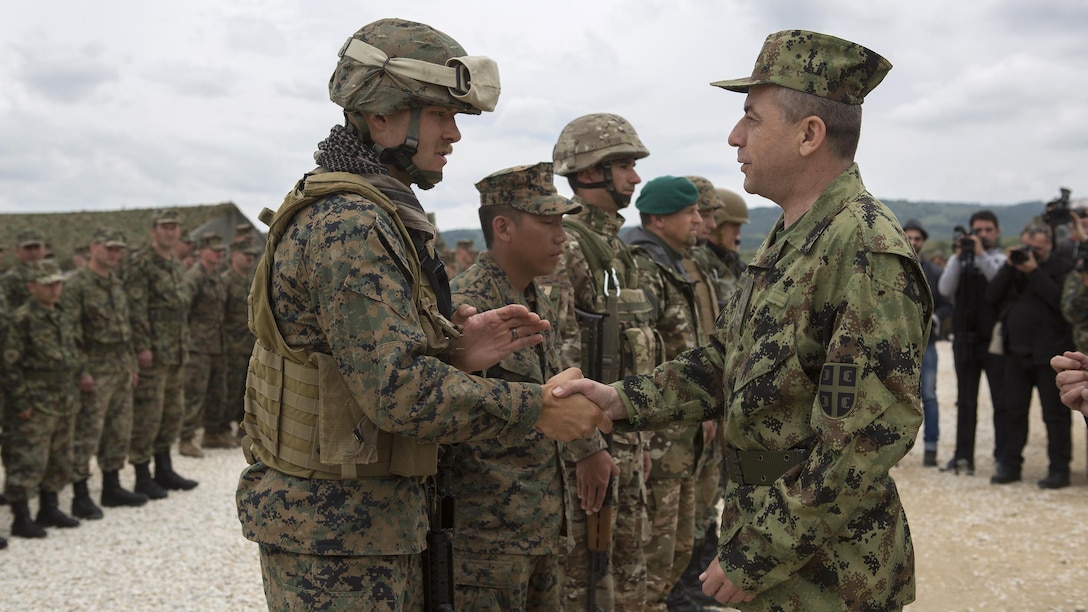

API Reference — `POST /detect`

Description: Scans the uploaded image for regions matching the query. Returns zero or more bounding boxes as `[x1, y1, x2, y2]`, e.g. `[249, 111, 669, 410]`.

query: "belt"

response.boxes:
[724, 444, 812, 486]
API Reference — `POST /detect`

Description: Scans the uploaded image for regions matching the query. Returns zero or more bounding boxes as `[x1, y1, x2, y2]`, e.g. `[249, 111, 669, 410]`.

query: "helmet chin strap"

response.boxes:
[569, 161, 630, 209]
[366, 108, 444, 190]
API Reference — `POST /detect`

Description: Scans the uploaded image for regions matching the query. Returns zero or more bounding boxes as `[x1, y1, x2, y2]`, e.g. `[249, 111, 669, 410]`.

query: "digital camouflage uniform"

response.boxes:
[62, 259, 137, 481]
[450, 252, 574, 611]
[546, 201, 653, 612]
[2, 286, 85, 502]
[222, 253, 256, 427]
[181, 248, 228, 442]
[1, 260, 37, 313]
[616, 164, 930, 610]
[125, 242, 189, 464]
[1061, 270, 1088, 352]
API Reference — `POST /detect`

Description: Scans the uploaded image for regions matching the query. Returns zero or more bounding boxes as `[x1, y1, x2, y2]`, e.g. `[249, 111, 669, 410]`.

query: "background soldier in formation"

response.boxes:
[1, 229, 47, 308]
[180, 232, 228, 455]
[2, 260, 85, 538]
[701, 187, 750, 309]
[63, 228, 148, 520]
[448, 162, 581, 611]
[221, 239, 258, 438]
[124, 210, 198, 499]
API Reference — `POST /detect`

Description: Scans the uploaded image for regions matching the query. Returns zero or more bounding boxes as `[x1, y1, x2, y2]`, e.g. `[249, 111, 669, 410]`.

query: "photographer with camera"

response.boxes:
[938, 210, 1007, 475]
[986, 225, 1074, 489]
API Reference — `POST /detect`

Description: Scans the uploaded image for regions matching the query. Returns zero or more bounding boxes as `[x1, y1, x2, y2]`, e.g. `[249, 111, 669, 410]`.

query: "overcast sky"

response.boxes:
[3, 0, 1087, 232]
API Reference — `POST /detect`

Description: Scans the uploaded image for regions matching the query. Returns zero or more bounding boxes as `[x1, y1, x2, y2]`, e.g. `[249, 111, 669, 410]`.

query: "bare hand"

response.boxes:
[79, 374, 95, 393]
[536, 368, 613, 442]
[1052, 351, 1088, 417]
[137, 349, 153, 370]
[700, 557, 755, 605]
[703, 420, 718, 445]
[449, 304, 549, 372]
[551, 376, 628, 422]
[576, 449, 619, 514]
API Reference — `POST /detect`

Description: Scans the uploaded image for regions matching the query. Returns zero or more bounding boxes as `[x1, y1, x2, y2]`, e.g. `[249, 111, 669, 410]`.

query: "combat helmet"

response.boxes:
[713, 188, 750, 225]
[553, 113, 649, 208]
[329, 18, 501, 189]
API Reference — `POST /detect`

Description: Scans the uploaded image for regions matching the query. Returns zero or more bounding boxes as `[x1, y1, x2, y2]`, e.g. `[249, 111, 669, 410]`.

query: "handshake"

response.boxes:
[535, 368, 628, 443]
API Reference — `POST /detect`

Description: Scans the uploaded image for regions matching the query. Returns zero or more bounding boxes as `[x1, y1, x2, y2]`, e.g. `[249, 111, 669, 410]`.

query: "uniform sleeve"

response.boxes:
[124, 258, 152, 354]
[2, 313, 27, 412]
[59, 277, 87, 362]
[301, 200, 541, 444]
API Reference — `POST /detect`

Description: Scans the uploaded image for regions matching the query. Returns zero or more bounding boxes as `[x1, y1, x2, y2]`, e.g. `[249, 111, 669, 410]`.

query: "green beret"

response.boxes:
[635, 176, 699, 216]
[476, 162, 581, 216]
[711, 29, 891, 105]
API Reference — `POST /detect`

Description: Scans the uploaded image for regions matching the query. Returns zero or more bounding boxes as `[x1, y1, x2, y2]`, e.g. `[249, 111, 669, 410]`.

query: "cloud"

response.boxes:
[14, 43, 119, 103]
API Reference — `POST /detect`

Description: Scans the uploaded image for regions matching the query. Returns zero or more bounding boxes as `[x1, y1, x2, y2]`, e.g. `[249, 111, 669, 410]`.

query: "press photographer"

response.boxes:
[1042, 187, 1088, 262]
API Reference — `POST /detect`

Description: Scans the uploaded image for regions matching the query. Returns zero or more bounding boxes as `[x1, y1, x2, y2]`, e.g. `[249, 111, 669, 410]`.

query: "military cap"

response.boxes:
[635, 176, 699, 216]
[711, 30, 891, 105]
[476, 162, 581, 216]
[902, 218, 928, 240]
[685, 176, 724, 212]
[714, 188, 750, 225]
[17, 229, 44, 248]
[196, 232, 225, 251]
[28, 259, 65, 284]
[152, 209, 181, 225]
[91, 227, 127, 247]
[456, 240, 475, 250]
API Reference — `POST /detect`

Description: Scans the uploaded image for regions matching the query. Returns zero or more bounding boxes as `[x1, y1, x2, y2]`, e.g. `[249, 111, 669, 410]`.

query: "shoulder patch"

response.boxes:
[819, 363, 857, 419]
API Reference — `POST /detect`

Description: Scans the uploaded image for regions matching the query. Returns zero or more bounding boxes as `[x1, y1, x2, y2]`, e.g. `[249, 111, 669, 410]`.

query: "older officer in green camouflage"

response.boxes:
[1, 229, 48, 308]
[2, 260, 85, 538]
[63, 228, 148, 519]
[556, 30, 931, 611]
[624, 176, 719, 611]
[125, 209, 197, 499]
[235, 19, 609, 612]
[448, 162, 580, 611]
[221, 240, 259, 438]
[180, 232, 228, 455]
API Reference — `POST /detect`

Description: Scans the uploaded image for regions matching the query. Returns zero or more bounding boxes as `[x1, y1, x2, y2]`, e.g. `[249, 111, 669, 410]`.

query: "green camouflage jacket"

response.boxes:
[449, 252, 574, 556]
[694, 242, 743, 308]
[615, 165, 931, 610]
[221, 267, 255, 356]
[3, 300, 85, 417]
[184, 261, 226, 355]
[124, 247, 189, 366]
[1, 261, 36, 311]
[61, 267, 135, 374]
[1060, 270, 1088, 352]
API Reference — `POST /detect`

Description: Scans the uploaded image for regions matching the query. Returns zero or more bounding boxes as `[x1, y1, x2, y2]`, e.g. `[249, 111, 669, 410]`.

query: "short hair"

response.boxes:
[1021, 224, 1052, 240]
[478, 204, 523, 249]
[969, 210, 1000, 229]
[773, 87, 862, 161]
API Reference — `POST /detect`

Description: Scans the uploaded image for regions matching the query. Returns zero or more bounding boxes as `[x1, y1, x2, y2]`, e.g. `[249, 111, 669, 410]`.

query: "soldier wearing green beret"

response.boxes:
[555, 30, 931, 610]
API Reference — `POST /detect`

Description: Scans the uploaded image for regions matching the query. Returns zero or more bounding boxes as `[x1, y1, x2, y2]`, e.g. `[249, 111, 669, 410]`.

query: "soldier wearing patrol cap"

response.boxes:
[448, 162, 581, 610]
[556, 30, 931, 609]
[234, 19, 607, 610]
[2, 259, 85, 539]
[221, 241, 260, 437]
[1, 228, 48, 308]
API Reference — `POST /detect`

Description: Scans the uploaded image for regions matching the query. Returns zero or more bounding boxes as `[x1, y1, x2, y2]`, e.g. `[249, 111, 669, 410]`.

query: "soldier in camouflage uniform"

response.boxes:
[234, 19, 609, 611]
[448, 162, 580, 611]
[0, 282, 6, 547]
[1, 229, 48, 309]
[63, 228, 148, 520]
[543, 113, 658, 611]
[180, 232, 228, 455]
[557, 30, 931, 610]
[2, 260, 85, 538]
[222, 240, 259, 437]
[125, 209, 198, 499]
[623, 176, 719, 611]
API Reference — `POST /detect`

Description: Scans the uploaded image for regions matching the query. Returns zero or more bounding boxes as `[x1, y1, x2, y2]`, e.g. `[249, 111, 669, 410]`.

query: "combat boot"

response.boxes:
[154, 452, 199, 491]
[133, 462, 169, 500]
[71, 479, 104, 520]
[201, 431, 232, 449]
[35, 491, 80, 528]
[179, 437, 205, 458]
[10, 500, 47, 538]
[101, 469, 149, 507]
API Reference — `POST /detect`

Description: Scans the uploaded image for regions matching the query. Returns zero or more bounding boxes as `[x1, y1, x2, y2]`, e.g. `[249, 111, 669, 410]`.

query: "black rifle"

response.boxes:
[423, 445, 457, 612]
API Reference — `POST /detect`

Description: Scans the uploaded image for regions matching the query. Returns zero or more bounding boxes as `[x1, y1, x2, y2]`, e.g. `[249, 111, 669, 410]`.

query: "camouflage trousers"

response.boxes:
[2, 409, 75, 502]
[455, 551, 562, 611]
[692, 423, 725, 542]
[258, 545, 422, 611]
[130, 363, 185, 464]
[181, 351, 227, 440]
[644, 473, 696, 609]
[74, 368, 134, 480]
[225, 351, 249, 425]
[561, 440, 648, 612]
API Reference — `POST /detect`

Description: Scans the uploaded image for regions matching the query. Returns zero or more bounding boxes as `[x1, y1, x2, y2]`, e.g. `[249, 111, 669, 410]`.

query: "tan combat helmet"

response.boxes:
[328, 18, 501, 189]
[714, 188, 750, 225]
[553, 113, 649, 208]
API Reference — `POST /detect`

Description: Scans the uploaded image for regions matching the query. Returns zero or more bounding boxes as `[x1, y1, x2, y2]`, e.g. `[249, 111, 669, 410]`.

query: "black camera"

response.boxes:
[952, 225, 975, 252]
[1041, 187, 1074, 226]
[1009, 244, 1033, 265]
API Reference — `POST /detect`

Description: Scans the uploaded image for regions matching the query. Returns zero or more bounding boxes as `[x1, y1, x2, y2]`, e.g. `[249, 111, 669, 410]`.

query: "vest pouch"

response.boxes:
[417, 296, 459, 356]
[614, 287, 663, 376]
[313, 352, 378, 466]
[389, 435, 439, 477]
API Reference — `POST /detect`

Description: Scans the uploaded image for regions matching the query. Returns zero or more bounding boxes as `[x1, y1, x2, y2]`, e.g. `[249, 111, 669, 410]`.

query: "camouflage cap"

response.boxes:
[476, 162, 582, 216]
[685, 176, 724, 212]
[152, 209, 181, 225]
[91, 227, 127, 247]
[196, 232, 225, 251]
[711, 30, 891, 105]
[456, 239, 475, 250]
[16, 229, 44, 248]
[28, 259, 65, 284]
[635, 176, 699, 216]
[553, 113, 650, 177]
[714, 188, 750, 225]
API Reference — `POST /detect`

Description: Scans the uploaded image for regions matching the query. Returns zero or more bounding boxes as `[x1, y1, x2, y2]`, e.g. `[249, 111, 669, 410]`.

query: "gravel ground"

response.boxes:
[1, 340, 1085, 611]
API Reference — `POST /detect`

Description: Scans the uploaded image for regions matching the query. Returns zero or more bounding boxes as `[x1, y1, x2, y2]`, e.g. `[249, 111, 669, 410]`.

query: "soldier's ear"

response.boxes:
[492, 215, 514, 243]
